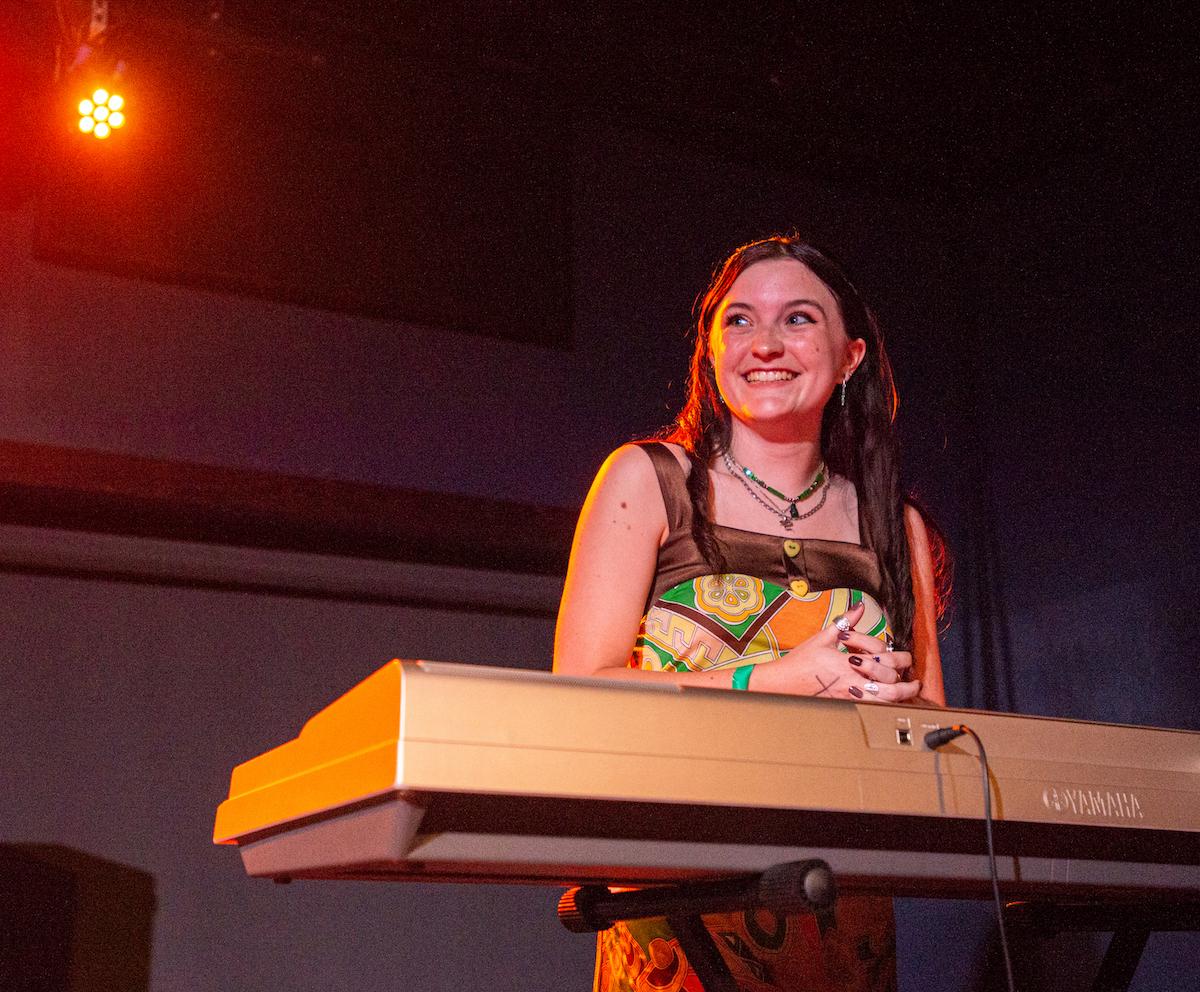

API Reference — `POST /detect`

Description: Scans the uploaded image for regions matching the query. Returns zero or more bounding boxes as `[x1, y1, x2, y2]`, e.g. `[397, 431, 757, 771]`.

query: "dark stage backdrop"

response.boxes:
[2, 109, 1197, 988]
[34, 31, 572, 344]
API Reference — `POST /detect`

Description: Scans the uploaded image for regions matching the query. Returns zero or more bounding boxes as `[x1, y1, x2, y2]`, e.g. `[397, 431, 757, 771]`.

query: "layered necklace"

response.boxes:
[722, 450, 829, 530]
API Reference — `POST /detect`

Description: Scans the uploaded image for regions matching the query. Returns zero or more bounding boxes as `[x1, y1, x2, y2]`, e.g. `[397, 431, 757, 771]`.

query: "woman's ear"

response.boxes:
[846, 337, 867, 377]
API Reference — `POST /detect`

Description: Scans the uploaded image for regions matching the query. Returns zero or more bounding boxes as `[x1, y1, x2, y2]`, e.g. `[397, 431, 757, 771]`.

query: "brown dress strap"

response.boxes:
[636, 441, 691, 535]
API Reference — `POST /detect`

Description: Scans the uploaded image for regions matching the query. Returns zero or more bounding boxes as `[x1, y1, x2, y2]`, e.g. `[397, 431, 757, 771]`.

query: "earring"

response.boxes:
[840, 376, 848, 407]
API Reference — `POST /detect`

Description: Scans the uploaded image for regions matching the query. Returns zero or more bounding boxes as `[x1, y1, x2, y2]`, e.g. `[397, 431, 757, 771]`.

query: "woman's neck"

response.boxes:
[724, 421, 824, 492]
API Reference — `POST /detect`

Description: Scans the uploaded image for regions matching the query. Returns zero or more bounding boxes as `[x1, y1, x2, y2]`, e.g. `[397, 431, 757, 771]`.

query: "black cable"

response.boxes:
[925, 724, 1017, 992]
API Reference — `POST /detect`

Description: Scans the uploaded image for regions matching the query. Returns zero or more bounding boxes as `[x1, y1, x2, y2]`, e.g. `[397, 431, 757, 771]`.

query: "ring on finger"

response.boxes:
[862, 681, 881, 696]
[834, 614, 852, 633]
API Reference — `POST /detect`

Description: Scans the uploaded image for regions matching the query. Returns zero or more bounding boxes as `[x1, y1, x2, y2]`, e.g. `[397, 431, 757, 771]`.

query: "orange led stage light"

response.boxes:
[78, 88, 125, 139]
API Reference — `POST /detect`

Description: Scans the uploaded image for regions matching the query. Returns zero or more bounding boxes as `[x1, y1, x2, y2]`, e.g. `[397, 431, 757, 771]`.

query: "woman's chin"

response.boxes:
[732, 405, 823, 438]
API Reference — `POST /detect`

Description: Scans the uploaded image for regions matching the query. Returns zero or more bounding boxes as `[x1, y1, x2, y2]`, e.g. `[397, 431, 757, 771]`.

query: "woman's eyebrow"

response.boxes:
[724, 298, 828, 316]
[780, 298, 828, 317]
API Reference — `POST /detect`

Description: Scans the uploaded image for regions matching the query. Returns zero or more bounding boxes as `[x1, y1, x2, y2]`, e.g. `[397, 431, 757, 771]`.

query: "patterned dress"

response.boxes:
[593, 442, 897, 992]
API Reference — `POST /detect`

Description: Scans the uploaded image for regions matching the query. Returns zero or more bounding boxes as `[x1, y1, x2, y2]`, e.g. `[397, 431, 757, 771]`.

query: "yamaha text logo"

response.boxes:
[1041, 786, 1145, 820]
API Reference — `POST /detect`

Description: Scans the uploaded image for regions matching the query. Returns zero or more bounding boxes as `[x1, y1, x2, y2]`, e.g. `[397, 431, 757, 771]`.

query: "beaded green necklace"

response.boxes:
[725, 451, 827, 521]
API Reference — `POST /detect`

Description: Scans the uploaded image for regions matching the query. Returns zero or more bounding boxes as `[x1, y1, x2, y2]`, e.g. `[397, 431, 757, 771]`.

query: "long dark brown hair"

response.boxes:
[663, 234, 946, 648]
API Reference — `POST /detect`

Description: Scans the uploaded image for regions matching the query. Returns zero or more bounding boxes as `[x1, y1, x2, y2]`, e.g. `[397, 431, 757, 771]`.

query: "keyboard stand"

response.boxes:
[557, 859, 837, 992]
[1005, 900, 1200, 992]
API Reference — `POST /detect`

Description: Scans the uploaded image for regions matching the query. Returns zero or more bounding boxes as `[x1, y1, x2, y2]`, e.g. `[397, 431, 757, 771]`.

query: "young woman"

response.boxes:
[553, 235, 948, 991]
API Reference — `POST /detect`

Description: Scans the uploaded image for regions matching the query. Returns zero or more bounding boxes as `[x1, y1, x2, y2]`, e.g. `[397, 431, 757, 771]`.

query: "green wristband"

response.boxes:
[731, 664, 755, 691]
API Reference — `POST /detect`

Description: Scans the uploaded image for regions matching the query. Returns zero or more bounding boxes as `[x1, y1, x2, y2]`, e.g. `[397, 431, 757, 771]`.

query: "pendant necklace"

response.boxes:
[722, 451, 830, 530]
[724, 451, 827, 520]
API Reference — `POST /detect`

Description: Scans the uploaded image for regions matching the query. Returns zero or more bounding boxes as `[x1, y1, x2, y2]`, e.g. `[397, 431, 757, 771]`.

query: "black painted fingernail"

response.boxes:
[848, 685, 864, 698]
[848, 655, 863, 666]
[874, 655, 881, 663]
[837, 631, 851, 641]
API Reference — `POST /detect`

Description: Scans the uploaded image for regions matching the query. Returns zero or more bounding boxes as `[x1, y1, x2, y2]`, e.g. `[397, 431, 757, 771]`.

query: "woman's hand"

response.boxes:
[752, 601, 923, 702]
[836, 616, 917, 700]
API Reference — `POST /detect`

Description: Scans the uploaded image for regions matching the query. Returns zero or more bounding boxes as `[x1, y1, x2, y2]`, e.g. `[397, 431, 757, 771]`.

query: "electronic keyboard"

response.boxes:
[213, 660, 1200, 898]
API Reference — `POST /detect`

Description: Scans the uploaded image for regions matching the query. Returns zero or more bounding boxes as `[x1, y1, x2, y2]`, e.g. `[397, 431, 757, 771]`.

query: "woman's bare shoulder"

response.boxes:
[903, 501, 930, 536]
[586, 444, 669, 516]
[602, 440, 691, 479]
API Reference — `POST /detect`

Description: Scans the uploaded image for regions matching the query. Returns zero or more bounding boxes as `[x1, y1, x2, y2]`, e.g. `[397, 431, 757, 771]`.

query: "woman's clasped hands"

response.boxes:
[751, 601, 923, 702]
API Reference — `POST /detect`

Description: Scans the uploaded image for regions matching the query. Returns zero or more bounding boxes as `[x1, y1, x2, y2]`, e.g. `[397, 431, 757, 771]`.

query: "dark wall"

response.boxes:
[0, 564, 593, 992]
[935, 173, 1199, 729]
[0, 126, 958, 509]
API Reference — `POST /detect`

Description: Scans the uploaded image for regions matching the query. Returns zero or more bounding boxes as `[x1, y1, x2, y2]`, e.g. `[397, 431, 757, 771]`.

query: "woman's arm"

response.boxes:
[553, 444, 660, 677]
[553, 445, 744, 687]
[905, 504, 947, 707]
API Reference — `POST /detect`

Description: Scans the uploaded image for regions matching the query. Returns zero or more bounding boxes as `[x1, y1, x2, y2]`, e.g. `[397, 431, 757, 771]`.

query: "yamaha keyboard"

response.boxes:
[213, 660, 1200, 899]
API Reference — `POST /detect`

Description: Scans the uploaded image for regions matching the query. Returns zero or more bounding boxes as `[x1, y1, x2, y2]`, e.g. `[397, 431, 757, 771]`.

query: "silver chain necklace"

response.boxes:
[722, 451, 830, 530]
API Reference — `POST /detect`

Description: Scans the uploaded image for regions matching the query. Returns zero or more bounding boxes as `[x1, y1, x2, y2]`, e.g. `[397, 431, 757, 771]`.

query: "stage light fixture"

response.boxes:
[61, 2, 129, 142]
[78, 88, 126, 139]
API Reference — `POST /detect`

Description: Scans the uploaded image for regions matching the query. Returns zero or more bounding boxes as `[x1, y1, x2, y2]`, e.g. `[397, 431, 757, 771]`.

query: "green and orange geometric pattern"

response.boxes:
[631, 574, 891, 672]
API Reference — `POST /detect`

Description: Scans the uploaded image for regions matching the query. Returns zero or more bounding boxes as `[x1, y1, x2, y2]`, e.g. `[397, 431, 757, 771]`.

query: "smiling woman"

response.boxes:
[553, 234, 950, 991]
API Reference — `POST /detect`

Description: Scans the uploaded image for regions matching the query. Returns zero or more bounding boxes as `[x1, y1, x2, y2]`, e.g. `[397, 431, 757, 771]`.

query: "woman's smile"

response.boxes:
[743, 368, 798, 382]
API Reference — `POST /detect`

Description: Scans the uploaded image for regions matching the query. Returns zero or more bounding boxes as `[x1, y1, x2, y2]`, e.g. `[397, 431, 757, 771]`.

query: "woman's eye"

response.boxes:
[786, 312, 815, 326]
[724, 313, 750, 327]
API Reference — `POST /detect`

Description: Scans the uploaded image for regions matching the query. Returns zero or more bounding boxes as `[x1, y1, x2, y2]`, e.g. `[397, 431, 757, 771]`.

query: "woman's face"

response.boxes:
[710, 257, 865, 434]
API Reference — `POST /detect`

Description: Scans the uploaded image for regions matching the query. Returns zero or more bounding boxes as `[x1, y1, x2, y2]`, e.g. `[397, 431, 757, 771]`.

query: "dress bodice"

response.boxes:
[631, 442, 893, 674]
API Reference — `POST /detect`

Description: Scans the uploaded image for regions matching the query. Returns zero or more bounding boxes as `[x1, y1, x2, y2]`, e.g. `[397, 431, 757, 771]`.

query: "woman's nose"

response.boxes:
[750, 325, 784, 356]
